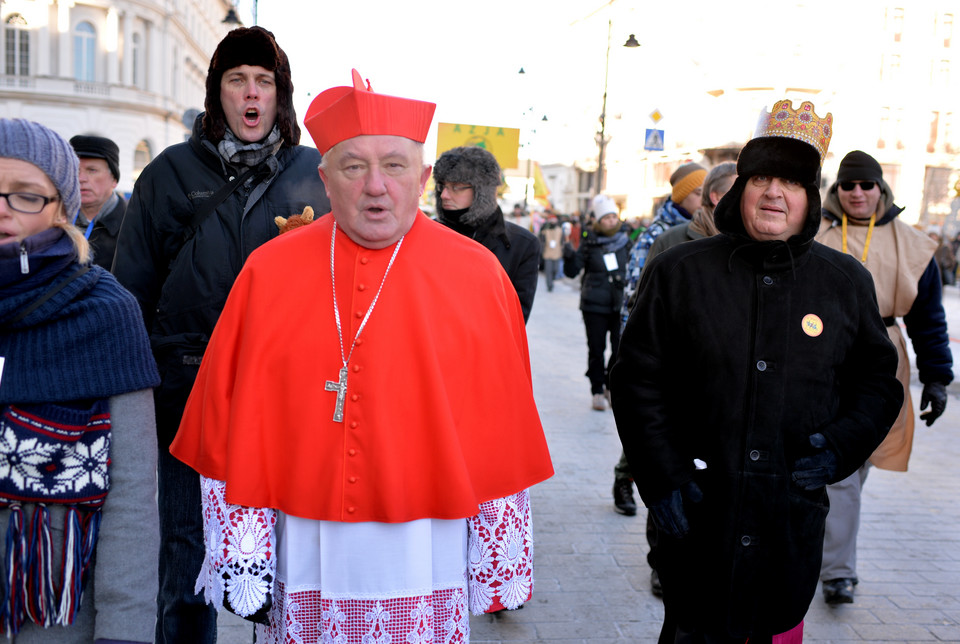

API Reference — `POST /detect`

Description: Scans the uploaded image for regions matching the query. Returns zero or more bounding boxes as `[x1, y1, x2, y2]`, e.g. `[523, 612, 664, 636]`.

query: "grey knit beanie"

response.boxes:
[0, 118, 81, 218]
[433, 146, 502, 226]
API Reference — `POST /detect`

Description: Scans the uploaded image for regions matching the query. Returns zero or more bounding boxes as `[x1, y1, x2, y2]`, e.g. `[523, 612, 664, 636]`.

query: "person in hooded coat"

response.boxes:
[610, 100, 903, 643]
[111, 26, 329, 644]
[434, 146, 540, 322]
[815, 150, 953, 604]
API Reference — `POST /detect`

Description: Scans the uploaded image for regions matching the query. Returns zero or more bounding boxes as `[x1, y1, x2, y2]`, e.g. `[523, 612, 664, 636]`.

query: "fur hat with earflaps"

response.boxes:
[202, 26, 300, 146]
[714, 99, 833, 242]
[433, 146, 503, 226]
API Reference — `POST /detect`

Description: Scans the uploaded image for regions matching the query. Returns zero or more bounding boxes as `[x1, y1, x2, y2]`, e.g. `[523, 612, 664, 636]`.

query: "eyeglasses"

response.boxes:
[436, 183, 473, 194]
[838, 181, 877, 192]
[0, 192, 59, 214]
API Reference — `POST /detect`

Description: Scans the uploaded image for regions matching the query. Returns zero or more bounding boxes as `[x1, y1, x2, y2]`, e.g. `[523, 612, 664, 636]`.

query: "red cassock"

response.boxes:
[171, 211, 554, 522]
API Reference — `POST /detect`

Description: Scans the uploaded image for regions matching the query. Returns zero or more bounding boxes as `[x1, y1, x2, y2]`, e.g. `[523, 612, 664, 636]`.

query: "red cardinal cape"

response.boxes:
[170, 212, 553, 522]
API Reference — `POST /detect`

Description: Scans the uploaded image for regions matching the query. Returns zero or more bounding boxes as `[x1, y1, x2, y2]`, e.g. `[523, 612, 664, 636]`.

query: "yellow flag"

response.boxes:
[533, 161, 551, 204]
[436, 123, 520, 170]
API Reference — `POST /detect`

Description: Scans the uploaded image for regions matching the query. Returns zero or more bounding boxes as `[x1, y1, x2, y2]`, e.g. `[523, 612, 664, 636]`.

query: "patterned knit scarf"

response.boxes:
[217, 124, 282, 168]
[0, 228, 158, 634]
[0, 401, 109, 633]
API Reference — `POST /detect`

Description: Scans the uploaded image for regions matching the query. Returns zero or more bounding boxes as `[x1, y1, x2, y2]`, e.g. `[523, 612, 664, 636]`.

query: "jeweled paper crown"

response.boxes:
[754, 99, 833, 165]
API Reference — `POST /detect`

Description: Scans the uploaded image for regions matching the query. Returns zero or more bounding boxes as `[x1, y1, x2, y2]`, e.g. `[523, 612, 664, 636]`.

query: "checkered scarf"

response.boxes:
[217, 124, 282, 168]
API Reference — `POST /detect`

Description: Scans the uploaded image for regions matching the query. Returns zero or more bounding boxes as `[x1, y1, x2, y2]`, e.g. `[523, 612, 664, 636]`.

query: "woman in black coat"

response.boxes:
[564, 196, 632, 411]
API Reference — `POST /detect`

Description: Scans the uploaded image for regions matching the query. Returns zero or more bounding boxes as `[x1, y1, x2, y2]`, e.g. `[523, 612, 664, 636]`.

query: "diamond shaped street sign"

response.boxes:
[650, 109, 663, 124]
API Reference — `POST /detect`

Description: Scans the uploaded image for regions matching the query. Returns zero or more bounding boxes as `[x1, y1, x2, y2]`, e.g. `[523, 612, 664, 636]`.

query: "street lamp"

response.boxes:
[222, 6, 241, 24]
[223, 0, 258, 25]
[595, 21, 639, 196]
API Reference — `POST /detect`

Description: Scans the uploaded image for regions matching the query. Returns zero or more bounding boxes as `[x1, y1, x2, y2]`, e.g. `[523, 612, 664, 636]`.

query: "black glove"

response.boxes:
[792, 433, 838, 491]
[648, 480, 703, 539]
[920, 381, 948, 426]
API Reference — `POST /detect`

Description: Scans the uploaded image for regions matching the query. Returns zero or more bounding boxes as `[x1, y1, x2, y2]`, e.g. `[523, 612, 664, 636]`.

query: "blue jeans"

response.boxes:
[156, 448, 217, 643]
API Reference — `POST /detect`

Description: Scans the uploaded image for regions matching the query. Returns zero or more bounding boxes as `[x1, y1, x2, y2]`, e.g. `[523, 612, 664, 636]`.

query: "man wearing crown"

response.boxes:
[169, 70, 553, 642]
[815, 151, 953, 605]
[610, 100, 902, 642]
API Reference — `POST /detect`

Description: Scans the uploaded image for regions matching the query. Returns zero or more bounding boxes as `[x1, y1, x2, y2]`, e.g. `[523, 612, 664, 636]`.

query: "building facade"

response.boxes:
[568, 2, 960, 227]
[1, 0, 235, 194]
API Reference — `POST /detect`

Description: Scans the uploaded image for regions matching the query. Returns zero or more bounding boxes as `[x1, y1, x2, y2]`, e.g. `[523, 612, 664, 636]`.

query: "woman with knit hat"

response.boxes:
[0, 118, 160, 641]
[563, 194, 632, 411]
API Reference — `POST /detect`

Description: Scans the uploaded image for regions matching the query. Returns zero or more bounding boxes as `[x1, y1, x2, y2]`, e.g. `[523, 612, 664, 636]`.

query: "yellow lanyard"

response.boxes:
[841, 213, 876, 263]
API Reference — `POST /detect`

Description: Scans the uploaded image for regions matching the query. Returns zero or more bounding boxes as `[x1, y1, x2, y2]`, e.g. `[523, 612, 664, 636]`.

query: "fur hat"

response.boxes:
[836, 150, 883, 184]
[70, 135, 120, 181]
[714, 136, 823, 242]
[0, 118, 81, 218]
[433, 146, 502, 226]
[202, 26, 300, 146]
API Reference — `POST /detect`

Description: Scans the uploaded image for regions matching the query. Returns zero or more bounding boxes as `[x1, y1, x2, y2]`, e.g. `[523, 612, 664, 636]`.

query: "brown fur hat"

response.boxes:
[202, 26, 300, 146]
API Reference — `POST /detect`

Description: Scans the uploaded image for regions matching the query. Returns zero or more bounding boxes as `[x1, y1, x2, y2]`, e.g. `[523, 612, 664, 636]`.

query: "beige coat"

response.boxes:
[817, 204, 937, 471]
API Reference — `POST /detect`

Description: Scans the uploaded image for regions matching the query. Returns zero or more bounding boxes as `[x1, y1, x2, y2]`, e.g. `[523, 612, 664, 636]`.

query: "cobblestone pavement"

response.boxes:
[218, 272, 960, 643]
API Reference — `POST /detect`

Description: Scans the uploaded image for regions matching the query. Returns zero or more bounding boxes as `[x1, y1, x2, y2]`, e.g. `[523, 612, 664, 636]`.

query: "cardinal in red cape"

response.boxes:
[170, 69, 553, 642]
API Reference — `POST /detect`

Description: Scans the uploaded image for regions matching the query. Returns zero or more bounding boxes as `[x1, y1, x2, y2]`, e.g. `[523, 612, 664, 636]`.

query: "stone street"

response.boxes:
[219, 269, 960, 643]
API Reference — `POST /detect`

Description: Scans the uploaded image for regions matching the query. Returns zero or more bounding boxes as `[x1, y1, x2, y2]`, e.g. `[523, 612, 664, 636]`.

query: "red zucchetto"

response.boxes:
[304, 69, 436, 154]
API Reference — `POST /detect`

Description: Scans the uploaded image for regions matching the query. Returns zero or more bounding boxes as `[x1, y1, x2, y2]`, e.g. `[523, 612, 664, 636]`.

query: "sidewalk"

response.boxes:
[219, 273, 960, 643]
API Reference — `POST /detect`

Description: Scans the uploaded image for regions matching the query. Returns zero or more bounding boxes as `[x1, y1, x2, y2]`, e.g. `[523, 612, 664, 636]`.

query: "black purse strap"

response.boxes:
[5, 265, 92, 327]
[181, 164, 260, 245]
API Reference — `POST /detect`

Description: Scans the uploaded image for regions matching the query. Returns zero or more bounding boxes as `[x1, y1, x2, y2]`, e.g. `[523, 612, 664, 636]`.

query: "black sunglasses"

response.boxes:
[839, 181, 876, 192]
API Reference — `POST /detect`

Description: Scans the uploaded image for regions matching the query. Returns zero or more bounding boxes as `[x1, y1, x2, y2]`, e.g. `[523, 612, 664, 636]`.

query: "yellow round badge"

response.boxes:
[801, 314, 823, 337]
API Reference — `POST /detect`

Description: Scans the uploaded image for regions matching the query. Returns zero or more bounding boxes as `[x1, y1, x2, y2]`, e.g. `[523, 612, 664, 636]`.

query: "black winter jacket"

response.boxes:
[113, 115, 329, 445]
[610, 175, 902, 638]
[564, 226, 631, 314]
[87, 192, 127, 271]
[438, 206, 540, 322]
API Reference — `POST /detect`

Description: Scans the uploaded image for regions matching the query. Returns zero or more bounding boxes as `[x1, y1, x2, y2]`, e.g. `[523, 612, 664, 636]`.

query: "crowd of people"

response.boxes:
[1, 22, 953, 644]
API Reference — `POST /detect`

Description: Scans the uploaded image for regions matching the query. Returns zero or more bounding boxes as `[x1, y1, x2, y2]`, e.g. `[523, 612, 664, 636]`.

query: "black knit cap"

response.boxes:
[433, 146, 503, 226]
[202, 26, 300, 146]
[836, 150, 883, 184]
[70, 135, 120, 180]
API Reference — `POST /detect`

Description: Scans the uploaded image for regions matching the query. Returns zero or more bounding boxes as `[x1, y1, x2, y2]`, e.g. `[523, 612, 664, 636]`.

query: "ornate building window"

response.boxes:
[4, 13, 29, 77]
[73, 21, 96, 81]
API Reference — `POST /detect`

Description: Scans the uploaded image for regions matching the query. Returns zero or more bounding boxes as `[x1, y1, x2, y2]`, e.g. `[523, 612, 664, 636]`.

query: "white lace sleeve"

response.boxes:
[196, 476, 277, 620]
[466, 489, 533, 615]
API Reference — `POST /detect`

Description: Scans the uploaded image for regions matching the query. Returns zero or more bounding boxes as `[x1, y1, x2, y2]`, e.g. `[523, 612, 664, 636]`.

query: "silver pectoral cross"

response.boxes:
[324, 366, 349, 422]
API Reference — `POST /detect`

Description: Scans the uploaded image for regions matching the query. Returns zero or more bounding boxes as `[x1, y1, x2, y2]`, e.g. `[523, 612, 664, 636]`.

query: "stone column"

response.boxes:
[57, 0, 72, 78]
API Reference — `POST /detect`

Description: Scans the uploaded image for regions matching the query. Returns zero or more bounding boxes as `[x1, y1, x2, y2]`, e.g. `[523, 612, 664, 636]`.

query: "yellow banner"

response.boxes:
[533, 161, 551, 202]
[436, 123, 520, 170]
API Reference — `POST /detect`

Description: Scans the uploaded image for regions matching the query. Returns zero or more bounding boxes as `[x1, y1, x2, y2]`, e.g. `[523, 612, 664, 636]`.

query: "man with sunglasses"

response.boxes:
[816, 150, 953, 605]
